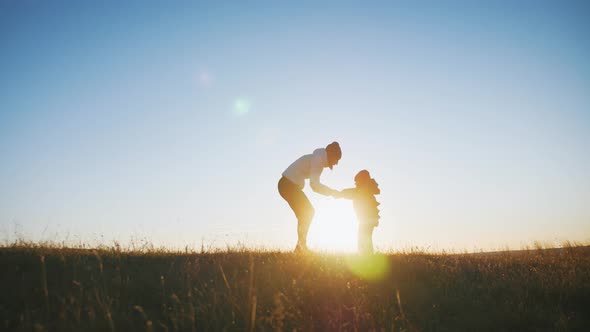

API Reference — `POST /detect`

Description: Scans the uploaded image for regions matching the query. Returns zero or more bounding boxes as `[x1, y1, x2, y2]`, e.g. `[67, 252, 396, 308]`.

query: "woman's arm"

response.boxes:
[309, 150, 338, 196]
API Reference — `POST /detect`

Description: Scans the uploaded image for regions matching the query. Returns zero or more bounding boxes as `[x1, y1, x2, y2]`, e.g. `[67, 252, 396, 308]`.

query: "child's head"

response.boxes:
[354, 170, 371, 185]
[354, 170, 380, 194]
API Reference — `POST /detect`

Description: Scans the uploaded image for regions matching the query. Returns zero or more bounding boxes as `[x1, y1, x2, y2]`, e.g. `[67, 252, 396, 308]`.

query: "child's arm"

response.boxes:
[334, 188, 357, 200]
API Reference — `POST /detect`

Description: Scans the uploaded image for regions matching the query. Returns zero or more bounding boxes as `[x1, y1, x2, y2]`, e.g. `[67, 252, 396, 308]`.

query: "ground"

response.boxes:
[1, 244, 589, 331]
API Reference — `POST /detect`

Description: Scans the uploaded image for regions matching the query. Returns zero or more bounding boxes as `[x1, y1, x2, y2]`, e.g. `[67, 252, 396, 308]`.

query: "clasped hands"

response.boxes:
[330, 189, 343, 199]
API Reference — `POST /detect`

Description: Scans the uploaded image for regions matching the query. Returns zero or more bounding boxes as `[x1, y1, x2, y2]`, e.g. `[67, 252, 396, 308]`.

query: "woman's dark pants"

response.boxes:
[278, 176, 315, 250]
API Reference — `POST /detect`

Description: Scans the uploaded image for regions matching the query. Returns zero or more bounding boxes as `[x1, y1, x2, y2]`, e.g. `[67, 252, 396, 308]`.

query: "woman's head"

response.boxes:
[326, 141, 342, 170]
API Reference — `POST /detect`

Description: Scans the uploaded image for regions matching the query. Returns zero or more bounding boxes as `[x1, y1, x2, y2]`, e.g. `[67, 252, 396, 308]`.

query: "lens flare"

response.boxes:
[233, 99, 251, 116]
[345, 254, 390, 281]
[198, 71, 213, 86]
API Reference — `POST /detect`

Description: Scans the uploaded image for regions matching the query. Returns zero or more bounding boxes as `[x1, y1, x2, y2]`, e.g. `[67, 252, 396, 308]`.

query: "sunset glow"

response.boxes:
[0, 1, 588, 251]
[308, 197, 358, 252]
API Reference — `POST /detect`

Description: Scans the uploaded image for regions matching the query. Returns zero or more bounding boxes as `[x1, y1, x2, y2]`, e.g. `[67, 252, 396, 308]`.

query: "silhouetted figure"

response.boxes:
[335, 170, 380, 254]
[278, 142, 342, 252]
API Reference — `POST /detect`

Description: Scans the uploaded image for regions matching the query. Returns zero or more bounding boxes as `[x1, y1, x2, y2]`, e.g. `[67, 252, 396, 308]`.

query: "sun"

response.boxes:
[307, 195, 358, 252]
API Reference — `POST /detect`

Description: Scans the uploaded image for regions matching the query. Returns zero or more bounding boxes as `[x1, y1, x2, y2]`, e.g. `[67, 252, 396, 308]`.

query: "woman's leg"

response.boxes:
[292, 192, 314, 250]
[278, 177, 315, 250]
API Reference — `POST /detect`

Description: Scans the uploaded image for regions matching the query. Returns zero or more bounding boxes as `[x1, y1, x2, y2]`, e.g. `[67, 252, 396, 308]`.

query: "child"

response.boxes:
[334, 170, 381, 254]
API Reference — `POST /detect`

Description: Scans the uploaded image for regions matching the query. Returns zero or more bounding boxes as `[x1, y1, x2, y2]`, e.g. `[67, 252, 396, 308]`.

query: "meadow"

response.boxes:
[1, 243, 589, 331]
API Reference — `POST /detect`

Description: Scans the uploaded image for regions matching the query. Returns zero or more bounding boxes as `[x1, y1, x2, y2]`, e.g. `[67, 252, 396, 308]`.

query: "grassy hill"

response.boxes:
[1, 244, 589, 331]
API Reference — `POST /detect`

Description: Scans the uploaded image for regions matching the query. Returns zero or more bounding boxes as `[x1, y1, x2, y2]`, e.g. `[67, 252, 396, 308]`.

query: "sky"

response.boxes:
[1, 0, 589, 252]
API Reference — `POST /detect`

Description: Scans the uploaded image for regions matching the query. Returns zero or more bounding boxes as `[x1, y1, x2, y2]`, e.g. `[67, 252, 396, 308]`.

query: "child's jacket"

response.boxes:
[340, 178, 381, 226]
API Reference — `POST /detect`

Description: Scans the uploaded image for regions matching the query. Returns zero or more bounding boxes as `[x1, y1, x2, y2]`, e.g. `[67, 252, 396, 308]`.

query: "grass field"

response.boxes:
[1, 243, 589, 331]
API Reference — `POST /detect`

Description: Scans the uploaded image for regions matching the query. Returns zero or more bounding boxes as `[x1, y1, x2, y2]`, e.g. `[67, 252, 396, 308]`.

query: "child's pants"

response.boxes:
[358, 224, 376, 254]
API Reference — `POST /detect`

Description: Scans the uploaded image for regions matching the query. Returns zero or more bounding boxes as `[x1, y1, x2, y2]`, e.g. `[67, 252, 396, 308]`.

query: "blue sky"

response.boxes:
[1, 1, 589, 251]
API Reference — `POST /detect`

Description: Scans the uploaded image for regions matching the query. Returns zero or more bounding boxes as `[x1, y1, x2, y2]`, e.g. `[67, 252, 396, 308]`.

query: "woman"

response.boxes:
[278, 142, 342, 252]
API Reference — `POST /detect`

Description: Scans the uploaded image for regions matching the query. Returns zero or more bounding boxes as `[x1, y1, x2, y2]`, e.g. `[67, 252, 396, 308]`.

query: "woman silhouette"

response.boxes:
[278, 142, 342, 252]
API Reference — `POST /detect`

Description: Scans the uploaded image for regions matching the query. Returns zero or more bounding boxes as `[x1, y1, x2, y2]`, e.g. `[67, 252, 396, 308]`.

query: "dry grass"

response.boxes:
[1, 241, 589, 331]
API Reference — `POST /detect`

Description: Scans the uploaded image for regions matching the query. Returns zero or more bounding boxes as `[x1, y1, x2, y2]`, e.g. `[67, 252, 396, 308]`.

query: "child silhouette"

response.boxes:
[335, 170, 381, 254]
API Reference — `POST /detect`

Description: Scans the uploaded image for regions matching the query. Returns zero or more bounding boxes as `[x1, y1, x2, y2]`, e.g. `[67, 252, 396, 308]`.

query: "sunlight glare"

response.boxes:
[345, 254, 390, 281]
[308, 195, 357, 252]
[233, 99, 251, 116]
